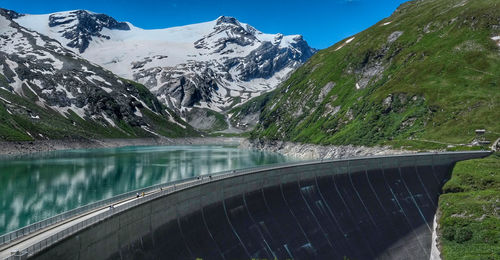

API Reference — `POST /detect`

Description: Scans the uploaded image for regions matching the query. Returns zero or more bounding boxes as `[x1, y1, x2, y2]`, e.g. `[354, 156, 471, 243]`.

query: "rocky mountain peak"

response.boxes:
[48, 10, 130, 53]
[215, 16, 241, 26]
[0, 8, 23, 19]
[194, 16, 258, 51]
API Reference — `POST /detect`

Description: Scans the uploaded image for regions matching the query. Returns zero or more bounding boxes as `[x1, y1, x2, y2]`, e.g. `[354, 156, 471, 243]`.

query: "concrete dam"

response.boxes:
[0, 151, 491, 260]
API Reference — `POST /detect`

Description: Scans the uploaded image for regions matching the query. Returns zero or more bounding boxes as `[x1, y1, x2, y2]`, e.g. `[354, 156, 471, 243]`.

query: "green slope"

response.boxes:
[246, 0, 500, 258]
[250, 0, 500, 149]
[0, 79, 198, 141]
[439, 153, 500, 259]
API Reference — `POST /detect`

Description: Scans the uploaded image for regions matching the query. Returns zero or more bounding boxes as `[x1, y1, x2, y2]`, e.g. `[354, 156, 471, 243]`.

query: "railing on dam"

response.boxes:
[0, 151, 491, 259]
[0, 158, 316, 248]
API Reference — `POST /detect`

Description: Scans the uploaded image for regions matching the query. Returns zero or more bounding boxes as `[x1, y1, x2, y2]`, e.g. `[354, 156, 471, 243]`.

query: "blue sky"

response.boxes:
[2, 0, 408, 49]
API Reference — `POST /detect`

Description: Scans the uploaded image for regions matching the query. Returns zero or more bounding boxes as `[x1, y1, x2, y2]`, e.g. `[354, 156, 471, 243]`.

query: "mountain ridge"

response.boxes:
[14, 10, 316, 130]
[0, 8, 196, 141]
[246, 0, 499, 150]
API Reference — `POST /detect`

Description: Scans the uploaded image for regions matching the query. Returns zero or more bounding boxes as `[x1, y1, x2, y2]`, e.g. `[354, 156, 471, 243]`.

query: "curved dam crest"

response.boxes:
[6, 151, 491, 260]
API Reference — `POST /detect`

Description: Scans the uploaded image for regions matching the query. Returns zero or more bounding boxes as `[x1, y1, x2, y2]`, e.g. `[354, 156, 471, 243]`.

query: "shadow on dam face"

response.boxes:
[31, 152, 490, 260]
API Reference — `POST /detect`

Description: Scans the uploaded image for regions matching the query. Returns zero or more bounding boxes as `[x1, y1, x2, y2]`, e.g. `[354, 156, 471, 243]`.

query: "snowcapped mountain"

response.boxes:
[14, 10, 316, 129]
[0, 9, 193, 140]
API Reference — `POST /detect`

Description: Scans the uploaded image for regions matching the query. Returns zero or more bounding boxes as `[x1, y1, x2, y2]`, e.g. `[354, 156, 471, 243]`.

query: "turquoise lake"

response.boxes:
[0, 145, 295, 235]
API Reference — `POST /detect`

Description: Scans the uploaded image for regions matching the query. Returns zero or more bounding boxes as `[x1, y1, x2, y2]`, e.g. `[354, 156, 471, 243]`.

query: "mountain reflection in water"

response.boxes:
[0, 145, 294, 235]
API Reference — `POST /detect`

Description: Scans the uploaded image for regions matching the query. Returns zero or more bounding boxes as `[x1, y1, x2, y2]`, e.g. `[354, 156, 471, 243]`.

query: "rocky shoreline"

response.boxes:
[241, 138, 414, 160]
[0, 137, 244, 156]
[0, 136, 417, 159]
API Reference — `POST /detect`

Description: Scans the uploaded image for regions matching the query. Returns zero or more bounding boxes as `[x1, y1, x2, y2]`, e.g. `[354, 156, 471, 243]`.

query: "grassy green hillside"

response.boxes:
[245, 0, 500, 258]
[250, 0, 500, 150]
[0, 79, 198, 141]
[439, 153, 499, 259]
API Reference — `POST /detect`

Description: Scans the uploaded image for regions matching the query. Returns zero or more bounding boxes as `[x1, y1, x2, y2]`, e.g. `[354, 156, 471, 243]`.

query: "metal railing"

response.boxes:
[0, 175, 194, 247]
[1, 151, 491, 259]
[1, 164, 294, 259]
[0, 159, 315, 254]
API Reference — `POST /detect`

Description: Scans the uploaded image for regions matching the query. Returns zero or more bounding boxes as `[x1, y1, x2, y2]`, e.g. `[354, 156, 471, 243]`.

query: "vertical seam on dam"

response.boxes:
[118, 208, 123, 260]
[297, 177, 338, 255]
[399, 167, 432, 232]
[347, 162, 378, 227]
[279, 181, 314, 251]
[332, 174, 377, 258]
[222, 198, 251, 258]
[242, 192, 277, 259]
[430, 157, 441, 185]
[314, 173, 352, 250]
[415, 166, 436, 208]
[148, 204, 153, 250]
[383, 168, 427, 253]
[175, 207, 195, 259]
[201, 206, 226, 260]
[364, 169, 412, 257]
[260, 187, 295, 259]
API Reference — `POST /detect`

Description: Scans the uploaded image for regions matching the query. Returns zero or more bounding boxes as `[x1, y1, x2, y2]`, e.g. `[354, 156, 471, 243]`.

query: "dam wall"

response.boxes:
[31, 152, 490, 260]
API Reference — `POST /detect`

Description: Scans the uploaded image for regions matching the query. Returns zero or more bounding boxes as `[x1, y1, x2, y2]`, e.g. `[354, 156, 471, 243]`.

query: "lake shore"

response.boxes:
[241, 138, 415, 160]
[0, 136, 418, 158]
[0, 137, 245, 156]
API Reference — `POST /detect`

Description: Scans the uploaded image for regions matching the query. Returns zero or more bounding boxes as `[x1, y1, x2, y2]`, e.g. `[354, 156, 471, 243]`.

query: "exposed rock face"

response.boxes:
[15, 13, 316, 128]
[231, 112, 260, 131]
[184, 108, 226, 131]
[387, 31, 403, 43]
[194, 16, 257, 51]
[352, 30, 403, 90]
[47, 10, 130, 53]
[3, 9, 22, 19]
[242, 139, 413, 160]
[317, 81, 335, 104]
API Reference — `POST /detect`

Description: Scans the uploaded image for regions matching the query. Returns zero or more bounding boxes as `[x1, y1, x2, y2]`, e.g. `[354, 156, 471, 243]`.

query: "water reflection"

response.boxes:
[0, 145, 294, 235]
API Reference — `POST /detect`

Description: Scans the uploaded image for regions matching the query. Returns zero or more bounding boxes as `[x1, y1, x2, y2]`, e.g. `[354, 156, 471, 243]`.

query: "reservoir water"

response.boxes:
[0, 145, 294, 235]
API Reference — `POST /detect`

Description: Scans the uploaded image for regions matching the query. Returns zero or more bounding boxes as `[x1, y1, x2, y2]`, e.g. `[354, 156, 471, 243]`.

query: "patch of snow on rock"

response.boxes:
[0, 96, 12, 104]
[453, 0, 468, 8]
[88, 75, 112, 86]
[101, 86, 113, 93]
[101, 112, 116, 127]
[52, 104, 88, 119]
[4, 59, 23, 93]
[168, 115, 186, 129]
[134, 108, 143, 117]
[492, 36, 500, 47]
[141, 126, 160, 137]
